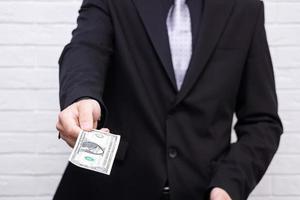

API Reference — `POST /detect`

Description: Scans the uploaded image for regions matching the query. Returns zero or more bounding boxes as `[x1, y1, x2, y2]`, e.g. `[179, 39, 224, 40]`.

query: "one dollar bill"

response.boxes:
[69, 129, 120, 175]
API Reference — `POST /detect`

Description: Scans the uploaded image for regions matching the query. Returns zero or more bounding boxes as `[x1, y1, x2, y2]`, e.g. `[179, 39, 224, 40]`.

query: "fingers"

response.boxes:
[101, 128, 110, 132]
[78, 101, 94, 131]
[59, 133, 76, 148]
[210, 188, 232, 200]
[77, 99, 101, 131]
[91, 100, 101, 122]
[60, 111, 82, 135]
[93, 120, 98, 129]
[56, 99, 104, 148]
[56, 106, 82, 148]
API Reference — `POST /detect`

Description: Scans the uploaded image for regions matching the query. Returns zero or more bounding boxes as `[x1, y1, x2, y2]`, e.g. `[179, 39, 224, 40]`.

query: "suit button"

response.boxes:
[168, 147, 178, 158]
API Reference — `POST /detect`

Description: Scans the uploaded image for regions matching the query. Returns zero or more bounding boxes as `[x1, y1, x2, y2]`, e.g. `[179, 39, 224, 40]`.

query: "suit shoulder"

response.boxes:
[234, 0, 263, 19]
[235, 0, 263, 12]
[236, 0, 262, 5]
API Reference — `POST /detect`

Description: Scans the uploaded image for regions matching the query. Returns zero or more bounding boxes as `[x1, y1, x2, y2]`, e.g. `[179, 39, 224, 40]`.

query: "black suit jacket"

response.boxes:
[54, 0, 283, 199]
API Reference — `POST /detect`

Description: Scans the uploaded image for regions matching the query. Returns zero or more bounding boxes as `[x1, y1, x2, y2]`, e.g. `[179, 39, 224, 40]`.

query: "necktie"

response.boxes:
[166, 0, 192, 90]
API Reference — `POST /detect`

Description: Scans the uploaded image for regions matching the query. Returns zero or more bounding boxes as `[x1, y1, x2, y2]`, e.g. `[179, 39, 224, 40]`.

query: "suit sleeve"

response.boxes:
[207, 2, 283, 199]
[58, 0, 114, 126]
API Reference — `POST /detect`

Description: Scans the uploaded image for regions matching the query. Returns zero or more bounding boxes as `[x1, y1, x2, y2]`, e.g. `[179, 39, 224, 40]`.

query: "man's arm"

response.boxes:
[59, 0, 113, 117]
[208, 1, 283, 199]
[57, 0, 113, 145]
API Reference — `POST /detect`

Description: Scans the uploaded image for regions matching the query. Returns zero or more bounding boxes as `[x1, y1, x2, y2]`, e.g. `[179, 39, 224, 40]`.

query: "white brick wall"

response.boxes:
[0, 0, 298, 199]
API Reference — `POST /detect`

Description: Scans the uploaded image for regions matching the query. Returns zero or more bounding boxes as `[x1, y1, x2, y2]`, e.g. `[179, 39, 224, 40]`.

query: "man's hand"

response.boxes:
[56, 99, 106, 147]
[210, 187, 232, 200]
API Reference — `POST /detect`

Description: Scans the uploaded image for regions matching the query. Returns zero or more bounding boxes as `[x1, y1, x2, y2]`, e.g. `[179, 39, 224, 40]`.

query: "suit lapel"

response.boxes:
[132, 0, 177, 90]
[174, 0, 236, 105]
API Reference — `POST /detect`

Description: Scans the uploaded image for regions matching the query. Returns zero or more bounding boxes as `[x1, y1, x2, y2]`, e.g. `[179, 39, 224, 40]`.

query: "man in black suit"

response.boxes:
[54, 0, 283, 199]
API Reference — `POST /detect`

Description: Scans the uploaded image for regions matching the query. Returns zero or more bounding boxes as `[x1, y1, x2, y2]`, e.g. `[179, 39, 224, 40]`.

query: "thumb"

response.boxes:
[78, 101, 94, 131]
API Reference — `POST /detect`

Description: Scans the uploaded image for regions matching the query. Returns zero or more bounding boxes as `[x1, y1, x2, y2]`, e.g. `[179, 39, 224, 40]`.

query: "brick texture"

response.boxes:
[0, 0, 298, 199]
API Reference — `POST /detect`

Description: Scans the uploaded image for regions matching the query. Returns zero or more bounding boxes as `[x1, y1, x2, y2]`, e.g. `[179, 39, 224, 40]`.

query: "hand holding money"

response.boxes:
[56, 98, 103, 147]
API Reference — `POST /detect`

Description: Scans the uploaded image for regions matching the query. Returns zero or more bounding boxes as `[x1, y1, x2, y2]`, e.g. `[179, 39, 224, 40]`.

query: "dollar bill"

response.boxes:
[69, 129, 120, 175]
